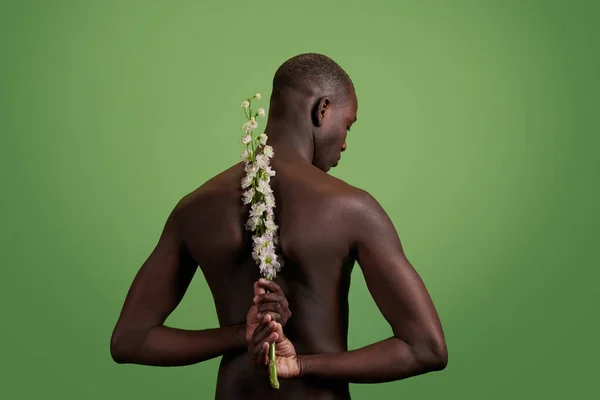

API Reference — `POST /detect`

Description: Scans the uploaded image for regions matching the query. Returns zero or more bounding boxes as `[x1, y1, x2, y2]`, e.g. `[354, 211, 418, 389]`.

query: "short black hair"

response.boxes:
[272, 53, 353, 99]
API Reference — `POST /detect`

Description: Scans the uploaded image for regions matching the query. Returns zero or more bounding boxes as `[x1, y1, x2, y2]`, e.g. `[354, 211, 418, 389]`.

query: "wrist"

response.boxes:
[236, 323, 248, 347]
[296, 354, 307, 378]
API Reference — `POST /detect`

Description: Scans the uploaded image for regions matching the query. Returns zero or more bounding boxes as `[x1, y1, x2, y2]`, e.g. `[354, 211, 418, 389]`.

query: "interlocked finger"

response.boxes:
[258, 278, 284, 296]
[252, 316, 273, 345]
[257, 301, 284, 322]
[256, 292, 286, 306]
[250, 315, 278, 365]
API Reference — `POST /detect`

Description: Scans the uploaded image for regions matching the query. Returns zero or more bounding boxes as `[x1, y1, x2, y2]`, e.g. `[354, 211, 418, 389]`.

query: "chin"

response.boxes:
[314, 160, 330, 172]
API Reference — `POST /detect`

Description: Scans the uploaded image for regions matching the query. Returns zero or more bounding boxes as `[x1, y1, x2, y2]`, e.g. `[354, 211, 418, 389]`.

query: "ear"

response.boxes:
[311, 97, 330, 127]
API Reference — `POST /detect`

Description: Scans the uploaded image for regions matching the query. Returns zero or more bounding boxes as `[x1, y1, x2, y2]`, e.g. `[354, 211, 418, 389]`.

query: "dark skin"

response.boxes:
[110, 83, 447, 399]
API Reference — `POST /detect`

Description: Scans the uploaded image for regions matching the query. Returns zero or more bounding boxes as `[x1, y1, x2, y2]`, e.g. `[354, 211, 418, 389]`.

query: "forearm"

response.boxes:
[298, 336, 446, 383]
[111, 323, 246, 366]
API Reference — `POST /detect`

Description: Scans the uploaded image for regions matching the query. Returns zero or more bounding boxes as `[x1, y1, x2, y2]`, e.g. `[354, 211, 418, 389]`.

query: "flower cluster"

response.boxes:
[240, 93, 283, 279]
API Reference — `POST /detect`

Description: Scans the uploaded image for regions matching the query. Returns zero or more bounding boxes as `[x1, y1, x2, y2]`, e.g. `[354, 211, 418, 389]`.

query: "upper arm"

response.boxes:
[111, 202, 197, 346]
[350, 190, 446, 360]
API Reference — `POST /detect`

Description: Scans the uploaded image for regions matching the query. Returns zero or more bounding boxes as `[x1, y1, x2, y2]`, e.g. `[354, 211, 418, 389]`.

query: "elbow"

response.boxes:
[110, 331, 133, 364]
[430, 341, 448, 371]
[411, 335, 447, 373]
[110, 324, 155, 364]
[422, 337, 448, 371]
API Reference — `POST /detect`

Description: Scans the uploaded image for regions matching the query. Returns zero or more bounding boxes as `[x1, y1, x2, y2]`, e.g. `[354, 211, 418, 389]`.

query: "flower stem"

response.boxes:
[265, 276, 279, 389]
[268, 340, 279, 389]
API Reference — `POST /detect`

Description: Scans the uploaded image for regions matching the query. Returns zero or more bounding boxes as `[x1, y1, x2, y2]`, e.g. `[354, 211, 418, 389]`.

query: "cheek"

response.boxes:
[337, 128, 347, 147]
[331, 128, 346, 149]
[321, 121, 346, 154]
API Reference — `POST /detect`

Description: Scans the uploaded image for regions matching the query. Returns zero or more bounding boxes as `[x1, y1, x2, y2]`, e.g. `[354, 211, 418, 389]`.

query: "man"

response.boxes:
[110, 53, 447, 399]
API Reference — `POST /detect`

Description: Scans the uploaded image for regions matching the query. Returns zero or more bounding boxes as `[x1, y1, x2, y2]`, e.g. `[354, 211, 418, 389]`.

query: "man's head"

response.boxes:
[268, 53, 358, 172]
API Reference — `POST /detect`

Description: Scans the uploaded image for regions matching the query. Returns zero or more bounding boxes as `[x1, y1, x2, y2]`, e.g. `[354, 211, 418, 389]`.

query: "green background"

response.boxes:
[1, 0, 598, 399]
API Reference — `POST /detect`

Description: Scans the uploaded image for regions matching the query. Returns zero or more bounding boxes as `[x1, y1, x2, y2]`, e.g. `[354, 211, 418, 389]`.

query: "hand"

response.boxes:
[245, 278, 292, 345]
[248, 313, 300, 379]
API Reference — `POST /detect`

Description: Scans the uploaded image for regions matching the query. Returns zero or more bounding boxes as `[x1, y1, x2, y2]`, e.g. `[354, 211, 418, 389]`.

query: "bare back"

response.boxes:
[176, 159, 359, 399]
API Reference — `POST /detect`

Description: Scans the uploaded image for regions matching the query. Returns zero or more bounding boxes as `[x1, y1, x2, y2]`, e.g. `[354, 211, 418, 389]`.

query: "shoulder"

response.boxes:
[319, 175, 383, 218]
[298, 166, 366, 201]
[311, 174, 392, 237]
[171, 163, 245, 223]
[328, 183, 397, 249]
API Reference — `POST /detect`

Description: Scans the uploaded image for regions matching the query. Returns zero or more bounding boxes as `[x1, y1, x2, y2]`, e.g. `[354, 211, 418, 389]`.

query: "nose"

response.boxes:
[341, 142, 347, 152]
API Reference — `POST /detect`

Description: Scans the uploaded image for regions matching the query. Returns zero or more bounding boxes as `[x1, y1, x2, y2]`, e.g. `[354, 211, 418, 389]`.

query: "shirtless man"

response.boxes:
[110, 53, 447, 399]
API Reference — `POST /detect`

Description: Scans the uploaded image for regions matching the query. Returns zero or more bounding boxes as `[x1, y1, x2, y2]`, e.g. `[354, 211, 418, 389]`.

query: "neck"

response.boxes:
[263, 116, 314, 166]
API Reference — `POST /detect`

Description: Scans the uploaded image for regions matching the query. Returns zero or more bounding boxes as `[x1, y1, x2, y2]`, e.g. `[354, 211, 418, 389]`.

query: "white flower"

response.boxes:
[265, 165, 276, 178]
[258, 133, 268, 146]
[256, 153, 269, 169]
[264, 217, 278, 233]
[239, 92, 283, 278]
[265, 240, 276, 254]
[250, 202, 267, 218]
[241, 175, 253, 189]
[259, 247, 279, 277]
[257, 179, 272, 195]
[253, 244, 264, 262]
[275, 255, 283, 271]
[241, 121, 252, 134]
[264, 253, 281, 275]
[253, 234, 275, 256]
[244, 162, 259, 179]
[272, 262, 281, 275]
[264, 192, 276, 209]
[249, 117, 258, 130]
[261, 231, 275, 246]
[241, 148, 253, 162]
[263, 145, 274, 158]
[252, 234, 268, 248]
[241, 118, 258, 133]
[245, 215, 261, 231]
[262, 170, 273, 184]
[242, 188, 254, 204]
[259, 261, 273, 278]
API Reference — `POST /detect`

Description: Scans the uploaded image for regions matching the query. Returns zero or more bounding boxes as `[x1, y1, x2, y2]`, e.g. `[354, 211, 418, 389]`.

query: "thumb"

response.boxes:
[273, 322, 285, 342]
[253, 280, 266, 297]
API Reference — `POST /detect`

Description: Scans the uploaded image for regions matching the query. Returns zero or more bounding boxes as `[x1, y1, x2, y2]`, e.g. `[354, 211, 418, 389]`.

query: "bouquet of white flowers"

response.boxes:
[239, 93, 284, 388]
